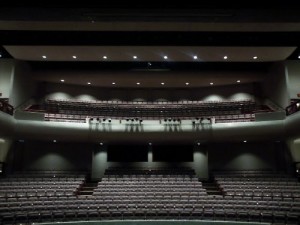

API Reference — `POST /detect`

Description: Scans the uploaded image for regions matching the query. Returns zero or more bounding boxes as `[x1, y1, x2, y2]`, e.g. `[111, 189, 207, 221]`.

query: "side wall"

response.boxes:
[0, 59, 36, 107]
[262, 62, 290, 108]
[208, 141, 288, 172]
[12, 141, 93, 172]
[43, 82, 256, 102]
[8, 141, 290, 179]
[285, 60, 300, 100]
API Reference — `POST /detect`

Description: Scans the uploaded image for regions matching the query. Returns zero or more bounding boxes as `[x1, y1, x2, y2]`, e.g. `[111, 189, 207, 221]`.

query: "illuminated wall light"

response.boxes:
[133, 56, 137, 59]
[237, 80, 241, 83]
[210, 82, 214, 85]
[223, 56, 228, 60]
[148, 142, 152, 146]
[87, 82, 91, 85]
[137, 82, 140, 85]
[197, 142, 201, 146]
[161, 82, 165, 85]
[112, 82, 116, 85]
[72, 56, 77, 59]
[253, 56, 258, 60]
[60, 79, 65, 82]
[53, 140, 57, 143]
[185, 82, 189, 85]
[243, 140, 247, 143]
[42, 55, 47, 59]
[193, 56, 198, 59]
[100, 142, 103, 145]
[298, 55, 300, 59]
[164, 56, 168, 59]
[103, 56, 107, 59]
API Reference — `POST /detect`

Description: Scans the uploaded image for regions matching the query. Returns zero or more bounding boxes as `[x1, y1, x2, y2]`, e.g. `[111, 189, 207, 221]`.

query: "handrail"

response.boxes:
[286, 99, 300, 116]
[0, 99, 14, 115]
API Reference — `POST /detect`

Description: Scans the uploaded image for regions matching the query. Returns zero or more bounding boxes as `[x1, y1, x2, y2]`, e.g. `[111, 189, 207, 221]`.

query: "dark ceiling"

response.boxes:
[1, 3, 300, 67]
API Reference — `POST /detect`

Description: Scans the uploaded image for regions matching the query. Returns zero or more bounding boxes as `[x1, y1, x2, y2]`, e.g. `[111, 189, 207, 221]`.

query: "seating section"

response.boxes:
[1, 168, 299, 224]
[25, 99, 273, 123]
[214, 170, 300, 224]
[0, 171, 86, 224]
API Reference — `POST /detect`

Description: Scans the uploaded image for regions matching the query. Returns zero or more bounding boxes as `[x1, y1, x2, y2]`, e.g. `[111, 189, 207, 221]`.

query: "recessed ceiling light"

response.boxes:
[42, 55, 47, 59]
[210, 82, 214, 85]
[61, 79, 65, 82]
[237, 80, 241, 83]
[72, 56, 77, 59]
[161, 82, 165, 85]
[137, 82, 140, 85]
[133, 56, 137, 59]
[223, 56, 228, 60]
[103, 56, 107, 59]
[87, 82, 91, 85]
[164, 56, 168, 59]
[100, 142, 103, 145]
[185, 82, 189, 85]
[112, 82, 116, 85]
[243, 140, 247, 143]
[193, 56, 198, 59]
[253, 56, 258, 59]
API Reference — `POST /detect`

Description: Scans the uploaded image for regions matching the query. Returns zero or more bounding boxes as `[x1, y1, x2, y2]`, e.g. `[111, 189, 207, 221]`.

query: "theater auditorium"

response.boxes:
[0, 3, 300, 225]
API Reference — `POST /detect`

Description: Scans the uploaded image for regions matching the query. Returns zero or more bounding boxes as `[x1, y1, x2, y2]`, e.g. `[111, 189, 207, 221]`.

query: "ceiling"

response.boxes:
[0, 4, 300, 88]
[4, 46, 296, 62]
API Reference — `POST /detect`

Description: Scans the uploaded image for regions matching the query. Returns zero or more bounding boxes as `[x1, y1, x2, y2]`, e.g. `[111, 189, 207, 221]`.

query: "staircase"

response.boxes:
[77, 181, 98, 196]
[202, 180, 223, 196]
